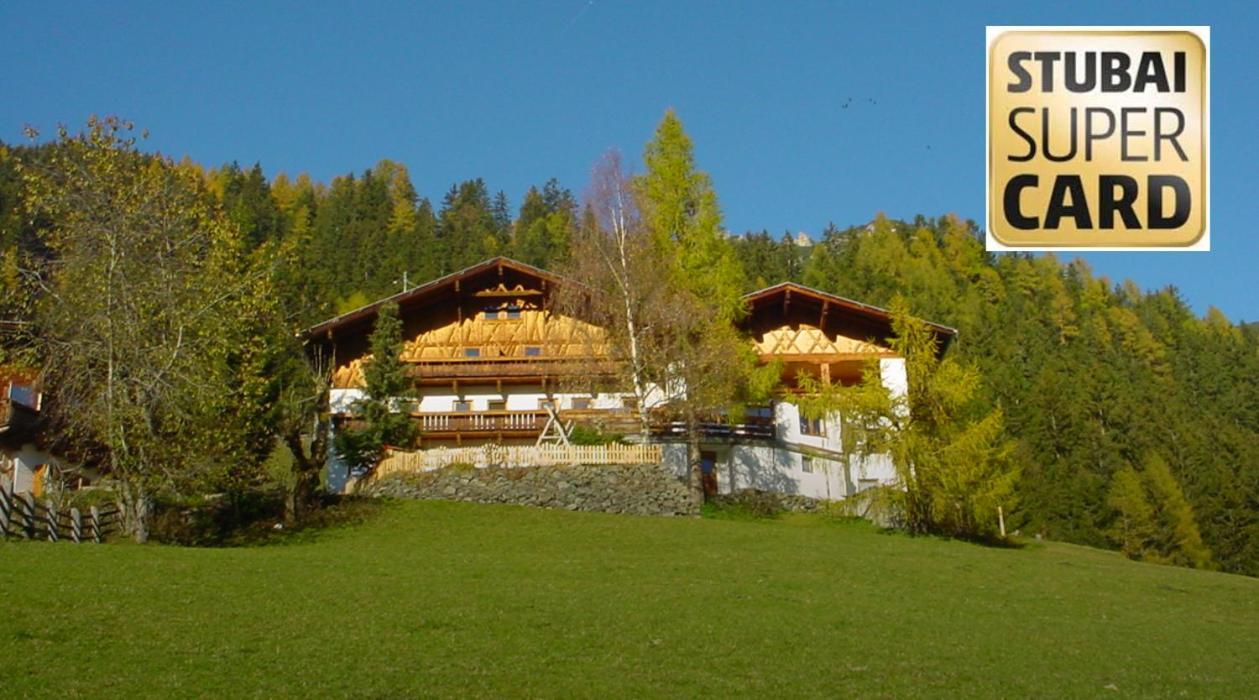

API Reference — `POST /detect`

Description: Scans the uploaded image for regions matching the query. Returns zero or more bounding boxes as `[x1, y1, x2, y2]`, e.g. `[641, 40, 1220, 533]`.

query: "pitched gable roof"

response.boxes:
[303, 259, 959, 354]
[302, 257, 563, 340]
[742, 282, 957, 354]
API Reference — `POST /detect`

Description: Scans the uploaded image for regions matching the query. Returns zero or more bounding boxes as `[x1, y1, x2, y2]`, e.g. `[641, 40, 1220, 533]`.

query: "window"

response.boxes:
[524, 346, 542, 357]
[539, 399, 556, 411]
[571, 397, 591, 410]
[483, 305, 522, 320]
[488, 399, 506, 412]
[799, 415, 825, 436]
[801, 456, 814, 474]
[454, 400, 471, 412]
[464, 347, 480, 358]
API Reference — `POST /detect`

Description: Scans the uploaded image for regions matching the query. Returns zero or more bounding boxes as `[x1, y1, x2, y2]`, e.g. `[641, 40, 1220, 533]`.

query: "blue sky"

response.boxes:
[2, 1, 1255, 320]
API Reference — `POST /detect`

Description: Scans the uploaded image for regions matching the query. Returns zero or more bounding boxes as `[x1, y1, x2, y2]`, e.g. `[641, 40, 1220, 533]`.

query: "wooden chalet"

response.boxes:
[305, 257, 957, 500]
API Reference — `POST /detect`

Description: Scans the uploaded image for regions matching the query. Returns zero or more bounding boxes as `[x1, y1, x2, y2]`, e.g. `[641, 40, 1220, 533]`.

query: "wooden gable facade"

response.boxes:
[740, 283, 955, 388]
[306, 258, 616, 392]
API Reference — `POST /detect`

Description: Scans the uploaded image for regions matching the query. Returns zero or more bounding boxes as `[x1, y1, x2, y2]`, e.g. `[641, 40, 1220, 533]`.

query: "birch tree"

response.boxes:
[557, 150, 658, 432]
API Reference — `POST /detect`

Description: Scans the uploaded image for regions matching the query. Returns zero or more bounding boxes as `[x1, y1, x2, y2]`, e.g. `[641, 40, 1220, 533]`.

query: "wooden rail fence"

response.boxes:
[365, 443, 664, 484]
[0, 481, 120, 543]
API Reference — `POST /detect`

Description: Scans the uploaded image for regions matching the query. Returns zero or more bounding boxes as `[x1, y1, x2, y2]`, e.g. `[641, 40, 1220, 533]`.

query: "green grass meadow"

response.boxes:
[2, 500, 1257, 697]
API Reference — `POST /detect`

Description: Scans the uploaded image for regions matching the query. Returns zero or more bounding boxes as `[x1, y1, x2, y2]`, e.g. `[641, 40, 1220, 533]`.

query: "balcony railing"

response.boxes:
[649, 414, 776, 441]
[413, 409, 549, 434]
[405, 408, 777, 441]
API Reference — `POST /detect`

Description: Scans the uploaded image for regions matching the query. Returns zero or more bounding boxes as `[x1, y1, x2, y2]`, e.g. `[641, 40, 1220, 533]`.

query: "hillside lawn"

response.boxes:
[2, 500, 1257, 698]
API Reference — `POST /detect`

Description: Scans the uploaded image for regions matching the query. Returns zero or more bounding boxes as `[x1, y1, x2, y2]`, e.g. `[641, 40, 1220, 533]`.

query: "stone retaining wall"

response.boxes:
[709, 488, 828, 514]
[360, 463, 697, 517]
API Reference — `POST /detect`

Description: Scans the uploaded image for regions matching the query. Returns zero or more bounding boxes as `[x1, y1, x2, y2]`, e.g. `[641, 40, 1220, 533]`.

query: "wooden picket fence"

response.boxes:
[0, 481, 120, 543]
[366, 443, 663, 484]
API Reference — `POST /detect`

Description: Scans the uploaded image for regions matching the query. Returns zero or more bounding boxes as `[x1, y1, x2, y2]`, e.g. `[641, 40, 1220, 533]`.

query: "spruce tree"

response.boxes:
[334, 302, 417, 471]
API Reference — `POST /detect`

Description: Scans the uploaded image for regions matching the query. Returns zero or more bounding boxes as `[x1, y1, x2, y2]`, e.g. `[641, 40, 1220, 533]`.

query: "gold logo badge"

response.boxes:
[987, 27, 1209, 250]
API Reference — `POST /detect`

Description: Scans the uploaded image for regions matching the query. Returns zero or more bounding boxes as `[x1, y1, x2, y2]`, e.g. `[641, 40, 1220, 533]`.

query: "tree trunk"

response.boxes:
[119, 481, 151, 544]
[284, 463, 320, 526]
[686, 409, 704, 507]
[282, 407, 329, 526]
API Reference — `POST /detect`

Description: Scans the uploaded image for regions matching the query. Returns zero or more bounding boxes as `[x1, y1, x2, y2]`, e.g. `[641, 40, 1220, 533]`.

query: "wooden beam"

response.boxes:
[819, 300, 829, 328]
[758, 351, 896, 363]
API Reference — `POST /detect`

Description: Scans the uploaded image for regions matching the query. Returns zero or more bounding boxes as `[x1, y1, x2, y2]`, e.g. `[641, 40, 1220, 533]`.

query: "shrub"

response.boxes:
[705, 489, 785, 520]
[568, 424, 624, 445]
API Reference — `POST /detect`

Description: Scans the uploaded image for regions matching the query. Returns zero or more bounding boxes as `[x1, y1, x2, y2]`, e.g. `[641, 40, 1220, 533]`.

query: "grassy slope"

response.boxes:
[1, 501, 1256, 698]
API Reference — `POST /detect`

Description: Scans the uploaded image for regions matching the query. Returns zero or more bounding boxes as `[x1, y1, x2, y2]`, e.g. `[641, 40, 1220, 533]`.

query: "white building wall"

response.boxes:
[324, 423, 351, 495]
[880, 358, 908, 400]
[333, 387, 626, 414]
[663, 442, 849, 500]
[328, 355, 911, 499]
[774, 400, 842, 452]
[2, 444, 63, 494]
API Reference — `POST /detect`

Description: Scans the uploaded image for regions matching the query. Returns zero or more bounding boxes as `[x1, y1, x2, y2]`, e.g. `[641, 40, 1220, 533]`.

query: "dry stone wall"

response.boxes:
[361, 463, 697, 517]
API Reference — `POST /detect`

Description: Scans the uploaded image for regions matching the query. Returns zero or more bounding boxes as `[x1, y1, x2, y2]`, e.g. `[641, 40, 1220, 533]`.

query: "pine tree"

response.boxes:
[438, 179, 502, 271]
[513, 180, 576, 268]
[334, 302, 416, 471]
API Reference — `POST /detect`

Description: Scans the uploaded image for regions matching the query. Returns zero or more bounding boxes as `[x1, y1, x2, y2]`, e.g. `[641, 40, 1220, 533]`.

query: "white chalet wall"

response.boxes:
[327, 349, 912, 500]
[331, 387, 627, 414]
[1, 443, 63, 494]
